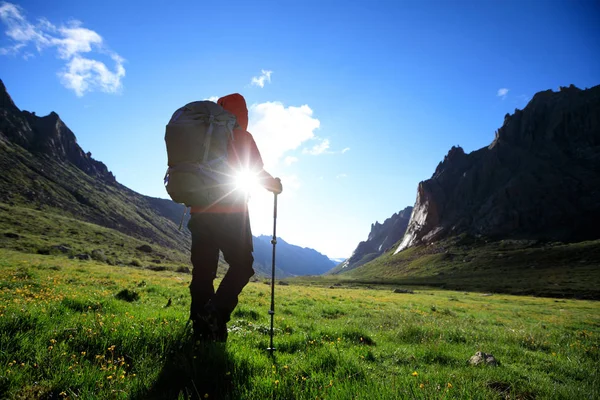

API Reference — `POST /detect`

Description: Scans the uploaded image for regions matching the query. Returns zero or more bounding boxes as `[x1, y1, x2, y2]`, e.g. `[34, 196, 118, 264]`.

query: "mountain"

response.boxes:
[333, 84, 600, 299]
[396, 84, 600, 253]
[252, 235, 334, 278]
[0, 79, 191, 255]
[328, 206, 412, 274]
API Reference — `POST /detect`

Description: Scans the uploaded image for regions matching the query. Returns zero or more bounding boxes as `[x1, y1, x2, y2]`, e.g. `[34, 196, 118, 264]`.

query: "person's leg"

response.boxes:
[188, 214, 220, 325]
[211, 212, 255, 324]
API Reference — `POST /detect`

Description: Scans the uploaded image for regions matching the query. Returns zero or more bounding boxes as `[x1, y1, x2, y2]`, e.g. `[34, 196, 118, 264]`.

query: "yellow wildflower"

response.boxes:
[447, 383, 453, 389]
[412, 371, 418, 377]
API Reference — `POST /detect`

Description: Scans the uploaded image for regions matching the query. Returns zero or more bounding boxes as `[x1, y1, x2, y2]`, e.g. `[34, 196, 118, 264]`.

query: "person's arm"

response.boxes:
[257, 169, 282, 194]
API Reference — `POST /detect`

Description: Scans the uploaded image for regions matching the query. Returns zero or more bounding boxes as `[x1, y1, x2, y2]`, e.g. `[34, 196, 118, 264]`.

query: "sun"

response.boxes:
[233, 169, 260, 193]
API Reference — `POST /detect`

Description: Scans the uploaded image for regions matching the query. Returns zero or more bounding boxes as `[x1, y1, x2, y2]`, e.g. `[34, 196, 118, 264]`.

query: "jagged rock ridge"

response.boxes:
[329, 206, 413, 274]
[397, 84, 600, 253]
[0, 80, 115, 183]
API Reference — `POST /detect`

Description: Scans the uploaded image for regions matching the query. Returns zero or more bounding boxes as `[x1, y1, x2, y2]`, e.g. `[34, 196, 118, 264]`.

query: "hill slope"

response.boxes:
[0, 79, 191, 259]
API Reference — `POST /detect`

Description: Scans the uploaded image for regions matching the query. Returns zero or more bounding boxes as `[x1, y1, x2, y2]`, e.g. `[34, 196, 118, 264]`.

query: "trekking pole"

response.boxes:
[267, 192, 278, 354]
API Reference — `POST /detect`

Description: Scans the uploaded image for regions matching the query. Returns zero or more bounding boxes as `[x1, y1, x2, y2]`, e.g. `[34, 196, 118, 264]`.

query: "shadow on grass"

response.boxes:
[133, 334, 251, 400]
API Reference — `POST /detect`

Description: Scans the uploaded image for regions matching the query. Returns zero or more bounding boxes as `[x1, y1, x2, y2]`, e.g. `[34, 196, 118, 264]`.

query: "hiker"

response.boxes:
[188, 93, 282, 341]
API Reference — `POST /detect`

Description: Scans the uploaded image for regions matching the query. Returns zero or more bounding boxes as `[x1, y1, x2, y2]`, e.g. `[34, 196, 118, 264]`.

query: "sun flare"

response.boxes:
[234, 169, 260, 193]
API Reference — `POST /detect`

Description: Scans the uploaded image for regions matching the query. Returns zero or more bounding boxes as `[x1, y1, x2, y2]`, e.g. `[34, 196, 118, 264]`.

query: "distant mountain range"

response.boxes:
[0, 79, 334, 277]
[252, 235, 334, 278]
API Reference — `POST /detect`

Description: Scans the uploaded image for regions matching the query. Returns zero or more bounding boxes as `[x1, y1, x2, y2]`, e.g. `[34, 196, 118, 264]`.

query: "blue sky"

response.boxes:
[1, 0, 599, 258]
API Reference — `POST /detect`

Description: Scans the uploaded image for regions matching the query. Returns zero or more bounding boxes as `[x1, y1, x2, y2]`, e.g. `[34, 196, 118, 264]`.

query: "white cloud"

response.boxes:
[52, 21, 103, 59]
[336, 173, 347, 179]
[284, 156, 298, 166]
[342, 147, 350, 154]
[248, 101, 320, 169]
[497, 88, 509, 99]
[0, 2, 125, 96]
[59, 54, 125, 97]
[205, 96, 219, 102]
[303, 138, 330, 155]
[251, 69, 273, 88]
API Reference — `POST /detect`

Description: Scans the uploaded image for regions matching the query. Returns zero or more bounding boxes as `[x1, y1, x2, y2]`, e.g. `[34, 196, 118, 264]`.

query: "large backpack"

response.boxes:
[164, 101, 237, 206]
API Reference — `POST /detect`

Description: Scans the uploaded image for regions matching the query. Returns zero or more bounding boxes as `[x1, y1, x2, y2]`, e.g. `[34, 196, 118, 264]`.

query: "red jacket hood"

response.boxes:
[217, 93, 248, 131]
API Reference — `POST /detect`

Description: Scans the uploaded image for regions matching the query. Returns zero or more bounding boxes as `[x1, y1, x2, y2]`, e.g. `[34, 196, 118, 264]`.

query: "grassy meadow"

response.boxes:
[326, 237, 600, 300]
[1, 249, 599, 399]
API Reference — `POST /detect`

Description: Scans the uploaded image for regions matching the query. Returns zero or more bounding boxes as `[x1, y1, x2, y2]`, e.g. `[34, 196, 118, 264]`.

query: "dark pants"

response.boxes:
[188, 212, 255, 323]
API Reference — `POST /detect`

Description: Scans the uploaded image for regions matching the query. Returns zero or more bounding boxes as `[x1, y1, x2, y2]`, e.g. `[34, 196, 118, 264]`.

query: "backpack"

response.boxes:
[164, 101, 237, 207]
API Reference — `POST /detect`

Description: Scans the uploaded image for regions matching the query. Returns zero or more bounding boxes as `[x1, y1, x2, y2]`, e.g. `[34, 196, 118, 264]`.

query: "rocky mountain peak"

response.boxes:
[0, 79, 18, 111]
[0, 80, 115, 183]
[396, 84, 600, 253]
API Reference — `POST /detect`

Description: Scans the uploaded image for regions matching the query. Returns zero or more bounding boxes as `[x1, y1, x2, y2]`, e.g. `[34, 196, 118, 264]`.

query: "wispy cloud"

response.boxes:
[0, 2, 125, 96]
[248, 101, 320, 169]
[301, 139, 349, 156]
[303, 138, 330, 155]
[251, 69, 273, 88]
[284, 156, 298, 166]
[204, 96, 219, 102]
[336, 173, 347, 179]
[497, 88, 509, 99]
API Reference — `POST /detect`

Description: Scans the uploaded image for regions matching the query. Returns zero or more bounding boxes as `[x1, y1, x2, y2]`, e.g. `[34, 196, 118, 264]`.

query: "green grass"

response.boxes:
[1, 249, 598, 399]
[322, 236, 600, 299]
[0, 142, 190, 255]
[0, 203, 192, 272]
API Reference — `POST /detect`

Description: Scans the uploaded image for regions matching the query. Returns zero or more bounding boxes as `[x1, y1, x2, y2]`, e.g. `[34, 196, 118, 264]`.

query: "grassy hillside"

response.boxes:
[305, 236, 600, 299]
[0, 248, 598, 399]
[0, 139, 190, 255]
[0, 203, 190, 269]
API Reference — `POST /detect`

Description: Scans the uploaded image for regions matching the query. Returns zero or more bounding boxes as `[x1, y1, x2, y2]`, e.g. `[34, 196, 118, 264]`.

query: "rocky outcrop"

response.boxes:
[0, 79, 115, 183]
[397, 84, 600, 253]
[329, 206, 413, 274]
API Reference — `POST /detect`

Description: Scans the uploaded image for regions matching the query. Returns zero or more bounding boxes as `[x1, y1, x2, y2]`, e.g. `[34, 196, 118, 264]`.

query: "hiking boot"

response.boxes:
[202, 301, 228, 342]
[191, 314, 213, 342]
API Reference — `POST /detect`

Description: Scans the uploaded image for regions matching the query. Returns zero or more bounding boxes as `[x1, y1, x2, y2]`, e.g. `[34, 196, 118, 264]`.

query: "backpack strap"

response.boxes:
[202, 114, 215, 163]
